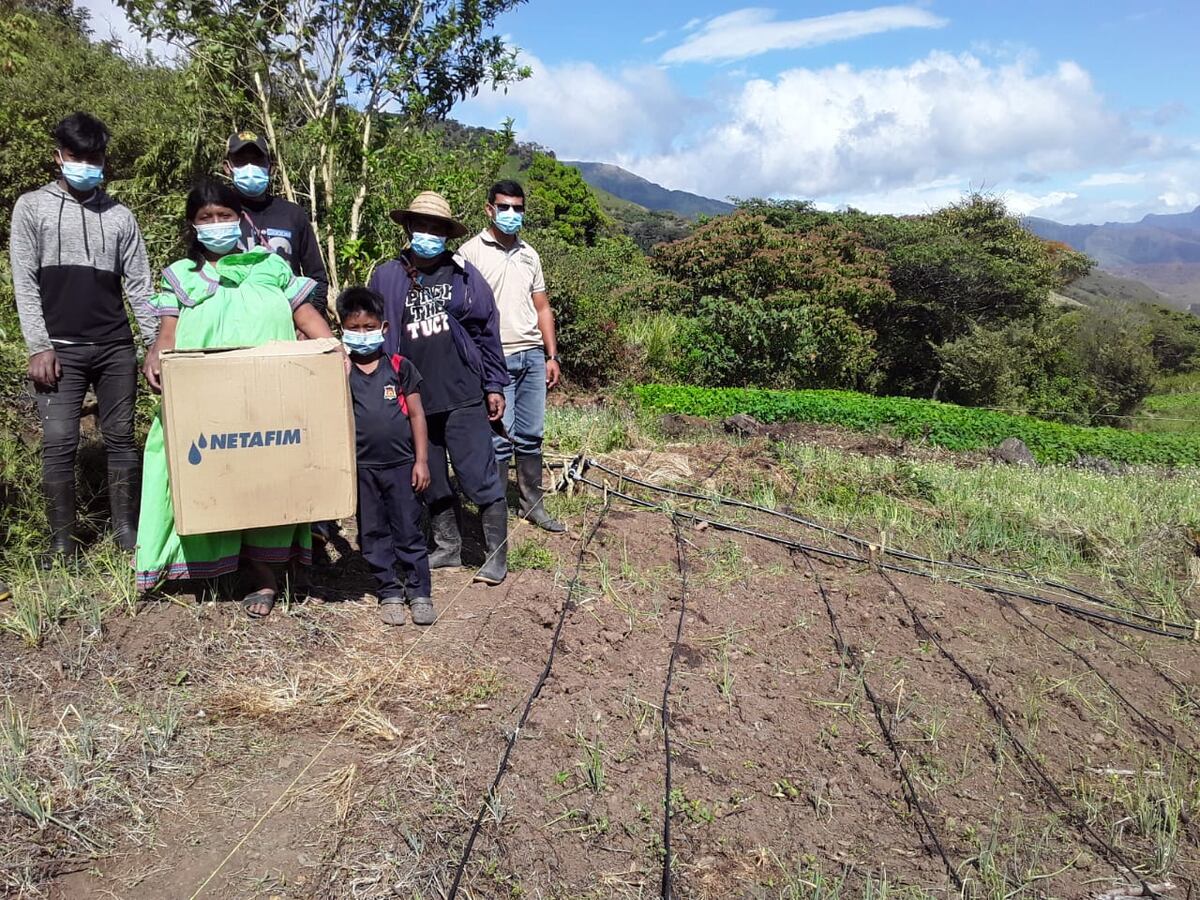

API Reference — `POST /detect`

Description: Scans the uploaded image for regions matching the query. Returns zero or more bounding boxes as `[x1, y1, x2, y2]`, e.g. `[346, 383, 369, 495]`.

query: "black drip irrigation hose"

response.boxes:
[446, 498, 612, 899]
[878, 570, 1154, 897]
[586, 459, 1196, 634]
[571, 472, 1195, 642]
[997, 599, 1200, 769]
[660, 517, 689, 900]
[798, 551, 965, 891]
[1089, 622, 1200, 721]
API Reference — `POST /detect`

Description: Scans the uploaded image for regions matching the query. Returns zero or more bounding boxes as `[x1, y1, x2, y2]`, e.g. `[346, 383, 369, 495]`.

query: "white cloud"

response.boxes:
[1080, 171, 1146, 187]
[661, 5, 948, 64]
[624, 51, 1146, 201]
[1000, 189, 1079, 216]
[642, 29, 668, 45]
[1159, 190, 1200, 209]
[458, 46, 1191, 224]
[459, 52, 696, 159]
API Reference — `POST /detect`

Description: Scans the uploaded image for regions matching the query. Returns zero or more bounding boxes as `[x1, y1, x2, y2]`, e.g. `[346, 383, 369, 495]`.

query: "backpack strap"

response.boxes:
[389, 353, 410, 416]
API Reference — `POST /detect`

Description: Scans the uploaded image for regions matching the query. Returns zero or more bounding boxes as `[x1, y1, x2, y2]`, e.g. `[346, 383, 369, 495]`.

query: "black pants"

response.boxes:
[425, 400, 504, 506]
[34, 342, 138, 482]
[357, 463, 431, 600]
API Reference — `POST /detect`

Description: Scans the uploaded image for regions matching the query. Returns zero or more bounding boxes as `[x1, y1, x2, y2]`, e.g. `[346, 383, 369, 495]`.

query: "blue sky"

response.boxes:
[453, 1, 1200, 223]
[82, 0, 1200, 223]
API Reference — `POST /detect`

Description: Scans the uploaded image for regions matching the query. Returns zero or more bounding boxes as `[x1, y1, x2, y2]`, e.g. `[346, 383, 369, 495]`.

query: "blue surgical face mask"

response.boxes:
[232, 163, 270, 197]
[58, 154, 104, 192]
[494, 209, 523, 235]
[343, 329, 385, 356]
[410, 232, 446, 259]
[195, 221, 242, 255]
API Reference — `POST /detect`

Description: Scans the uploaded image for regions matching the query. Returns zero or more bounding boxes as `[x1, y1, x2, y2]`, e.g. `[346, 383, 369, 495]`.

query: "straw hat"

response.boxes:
[389, 190, 468, 238]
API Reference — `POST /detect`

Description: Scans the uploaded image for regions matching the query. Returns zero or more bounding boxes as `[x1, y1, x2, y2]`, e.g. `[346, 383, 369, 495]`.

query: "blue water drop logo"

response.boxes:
[187, 440, 202, 465]
[198, 434, 207, 449]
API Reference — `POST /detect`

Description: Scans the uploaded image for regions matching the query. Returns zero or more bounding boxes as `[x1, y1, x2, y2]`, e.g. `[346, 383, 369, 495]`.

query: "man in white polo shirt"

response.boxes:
[460, 180, 564, 532]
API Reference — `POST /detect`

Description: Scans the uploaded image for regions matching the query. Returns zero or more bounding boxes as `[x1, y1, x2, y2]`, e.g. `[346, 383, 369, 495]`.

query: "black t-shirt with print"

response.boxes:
[399, 257, 480, 414]
[349, 356, 423, 468]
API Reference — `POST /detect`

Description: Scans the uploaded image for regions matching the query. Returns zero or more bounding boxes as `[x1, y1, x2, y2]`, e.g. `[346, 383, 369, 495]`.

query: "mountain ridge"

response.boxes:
[1025, 205, 1200, 310]
[562, 160, 735, 219]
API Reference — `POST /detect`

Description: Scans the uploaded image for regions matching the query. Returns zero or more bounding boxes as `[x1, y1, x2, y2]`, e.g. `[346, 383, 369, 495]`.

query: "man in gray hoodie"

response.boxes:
[9, 112, 157, 565]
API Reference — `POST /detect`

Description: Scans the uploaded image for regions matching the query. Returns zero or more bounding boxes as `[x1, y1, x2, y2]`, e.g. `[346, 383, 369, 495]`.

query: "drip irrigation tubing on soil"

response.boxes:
[878, 570, 1153, 896]
[562, 463, 1198, 642]
[446, 497, 613, 900]
[585, 458, 1195, 633]
[1089, 622, 1200, 720]
[997, 599, 1200, 769]
[797, 550, 964, 890]
[660, 517, 690, 900]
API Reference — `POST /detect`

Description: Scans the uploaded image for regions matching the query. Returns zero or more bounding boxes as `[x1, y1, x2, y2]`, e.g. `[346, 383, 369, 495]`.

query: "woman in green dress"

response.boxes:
[137, 178, 338, 617]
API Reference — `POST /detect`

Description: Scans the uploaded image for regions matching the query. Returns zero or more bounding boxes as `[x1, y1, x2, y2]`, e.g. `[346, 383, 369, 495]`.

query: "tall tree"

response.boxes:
[118, 0, 529, 292]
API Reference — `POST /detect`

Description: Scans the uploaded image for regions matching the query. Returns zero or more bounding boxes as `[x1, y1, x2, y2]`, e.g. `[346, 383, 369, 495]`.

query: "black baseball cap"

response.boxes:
[226, 130, 269, 157]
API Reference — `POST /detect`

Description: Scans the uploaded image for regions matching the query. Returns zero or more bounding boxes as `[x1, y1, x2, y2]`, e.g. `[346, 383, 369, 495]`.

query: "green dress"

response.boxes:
[135, 248, 318, 591]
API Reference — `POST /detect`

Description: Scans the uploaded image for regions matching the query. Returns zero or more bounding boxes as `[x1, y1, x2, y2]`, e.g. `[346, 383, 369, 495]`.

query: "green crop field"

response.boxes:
[636, 384, 1200, 466]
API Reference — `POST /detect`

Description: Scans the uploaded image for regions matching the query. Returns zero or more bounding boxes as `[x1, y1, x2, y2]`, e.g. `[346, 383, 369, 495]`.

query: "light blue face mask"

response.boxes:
[195, 221, 243, 254]
[343, 329, 385, 356]
[232, 163, 270, 197]
[59, 156, 104, 192]
[410, 232, 446, 259]
[494, 209, 523, 235]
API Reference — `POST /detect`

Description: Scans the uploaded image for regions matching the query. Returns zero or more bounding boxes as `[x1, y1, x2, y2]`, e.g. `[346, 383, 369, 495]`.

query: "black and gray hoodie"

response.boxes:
[9, 181, 157, 355]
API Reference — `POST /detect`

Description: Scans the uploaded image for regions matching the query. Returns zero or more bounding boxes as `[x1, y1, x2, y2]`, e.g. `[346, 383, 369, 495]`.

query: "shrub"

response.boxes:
[537, 232, 679, 385]
[936, 315, 1097, 423]
[635, 384, 1200, 466]
[676, 294, 877, 390]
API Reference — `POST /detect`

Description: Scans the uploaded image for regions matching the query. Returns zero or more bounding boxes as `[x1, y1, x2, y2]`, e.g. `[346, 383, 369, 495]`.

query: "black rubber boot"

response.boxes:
[473, 500, 508, 585]
[42, 478, 78, 569]
[428, 497, 463, 569]
[516, 454, 565, 532]
[108, 467, 139, 552]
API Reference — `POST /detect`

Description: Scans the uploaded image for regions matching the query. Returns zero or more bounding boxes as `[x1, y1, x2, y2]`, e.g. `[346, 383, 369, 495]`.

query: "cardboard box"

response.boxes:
[160, 339, 356, 535]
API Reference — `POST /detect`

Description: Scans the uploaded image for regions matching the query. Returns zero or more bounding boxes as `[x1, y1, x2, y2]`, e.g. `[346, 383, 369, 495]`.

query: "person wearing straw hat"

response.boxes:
[368, 191, 511, 585]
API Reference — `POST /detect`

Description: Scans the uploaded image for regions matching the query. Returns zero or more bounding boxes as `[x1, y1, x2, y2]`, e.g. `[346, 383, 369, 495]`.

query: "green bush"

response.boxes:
[635, 384, 1200, 466]
[676, 294, 877, 390]
[537, 232, 679, 386]
[936, 315, 1098, 422]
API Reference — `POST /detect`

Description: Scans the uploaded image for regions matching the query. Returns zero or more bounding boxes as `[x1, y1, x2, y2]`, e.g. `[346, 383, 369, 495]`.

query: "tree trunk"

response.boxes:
[320, 117, 340, 297]
[348, 110, 374, 244]
[253, 71, 296, 205]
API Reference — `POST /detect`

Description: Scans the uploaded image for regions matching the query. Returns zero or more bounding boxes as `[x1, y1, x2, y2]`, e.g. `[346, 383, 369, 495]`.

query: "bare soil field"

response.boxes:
[2, 444, 1199, 899]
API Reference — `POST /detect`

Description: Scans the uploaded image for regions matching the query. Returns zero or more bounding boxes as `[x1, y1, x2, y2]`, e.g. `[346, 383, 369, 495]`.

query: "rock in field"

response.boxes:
[991, 437, 1036, 467]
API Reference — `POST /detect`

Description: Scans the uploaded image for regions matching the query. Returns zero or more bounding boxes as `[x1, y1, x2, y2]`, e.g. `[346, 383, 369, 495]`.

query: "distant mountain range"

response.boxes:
[563, 161, 735, 219]
[1025, 206, 1200, 311]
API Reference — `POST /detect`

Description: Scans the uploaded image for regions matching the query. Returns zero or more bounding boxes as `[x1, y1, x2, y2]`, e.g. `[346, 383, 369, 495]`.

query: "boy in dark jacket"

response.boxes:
[339, 287, 433, 626]
[224, 130, 330, 318]
[368, 191, 511, 585]
[9, 112, 156, 564]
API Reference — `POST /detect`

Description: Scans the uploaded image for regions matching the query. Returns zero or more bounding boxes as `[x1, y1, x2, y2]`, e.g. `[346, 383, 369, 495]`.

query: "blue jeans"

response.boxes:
[493, 348, 546, 462]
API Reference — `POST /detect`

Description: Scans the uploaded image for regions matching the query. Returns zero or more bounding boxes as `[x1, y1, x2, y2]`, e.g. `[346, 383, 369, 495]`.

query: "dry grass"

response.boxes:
[207, 653, 501, 734]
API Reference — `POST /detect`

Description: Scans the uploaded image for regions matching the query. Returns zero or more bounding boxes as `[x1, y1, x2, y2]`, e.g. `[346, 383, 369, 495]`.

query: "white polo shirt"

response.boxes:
[459, 228, 546, 356]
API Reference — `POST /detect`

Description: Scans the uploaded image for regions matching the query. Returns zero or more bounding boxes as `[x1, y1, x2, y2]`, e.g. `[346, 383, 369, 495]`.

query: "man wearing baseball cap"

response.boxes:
[368, 191, 511, 585]
[223, 130, 329, 318]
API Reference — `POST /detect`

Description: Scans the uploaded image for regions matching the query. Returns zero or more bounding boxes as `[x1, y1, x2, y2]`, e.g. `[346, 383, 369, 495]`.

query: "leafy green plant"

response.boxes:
[636, 384, 1200, 466]
[509, 538, 556, 572]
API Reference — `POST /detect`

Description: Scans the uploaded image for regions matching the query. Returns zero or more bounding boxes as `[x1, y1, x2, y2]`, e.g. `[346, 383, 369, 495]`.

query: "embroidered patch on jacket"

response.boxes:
[383, 385, 397, 401]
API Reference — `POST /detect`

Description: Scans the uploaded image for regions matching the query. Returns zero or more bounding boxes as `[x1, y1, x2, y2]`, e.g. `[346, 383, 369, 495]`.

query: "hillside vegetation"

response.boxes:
[3, 5, 1200, 898]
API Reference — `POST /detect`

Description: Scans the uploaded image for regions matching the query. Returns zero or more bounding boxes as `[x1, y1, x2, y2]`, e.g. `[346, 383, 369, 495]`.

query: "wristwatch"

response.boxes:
[547, 353, 561, 363]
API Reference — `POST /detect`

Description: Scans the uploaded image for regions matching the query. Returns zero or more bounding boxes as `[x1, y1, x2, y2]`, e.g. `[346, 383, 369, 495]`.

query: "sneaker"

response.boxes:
[409, 596, 436, 626]
[380, 600, 408, 626]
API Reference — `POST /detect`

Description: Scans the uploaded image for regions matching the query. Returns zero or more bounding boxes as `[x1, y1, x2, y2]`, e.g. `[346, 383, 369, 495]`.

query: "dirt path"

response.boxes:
[4, 493, 1199, 899]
